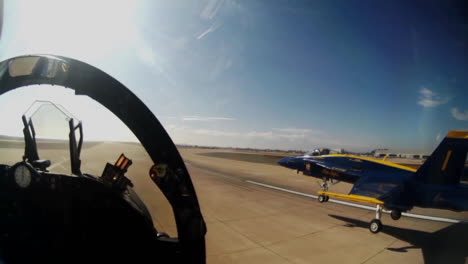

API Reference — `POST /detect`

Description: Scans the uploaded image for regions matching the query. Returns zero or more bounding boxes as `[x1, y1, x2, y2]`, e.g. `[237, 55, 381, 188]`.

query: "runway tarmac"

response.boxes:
[1, 141, 468, 263]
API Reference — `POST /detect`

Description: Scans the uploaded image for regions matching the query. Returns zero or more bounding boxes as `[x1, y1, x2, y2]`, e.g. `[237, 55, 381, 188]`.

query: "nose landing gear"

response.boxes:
[369, 204, 383, 234]
[317, 178, 330, 203]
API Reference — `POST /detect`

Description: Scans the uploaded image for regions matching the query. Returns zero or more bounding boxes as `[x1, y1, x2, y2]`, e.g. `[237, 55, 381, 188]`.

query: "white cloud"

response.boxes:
[163, 123, 373, 151]
[273, 128, 322, 135]
[420, 87, 433, 97]
[193, 129, 240, 137]
[200, 0, 224, 20]
[197, 22, 222, 40]
[242, 128, 323, 140]
[160, 116, 178, 120]
[130, 29, 157, 68]
[451, 108, 468, 121]
[417, 87, 449, 107]
[246, 131, 274, 138]
[182, 116, 236, 121]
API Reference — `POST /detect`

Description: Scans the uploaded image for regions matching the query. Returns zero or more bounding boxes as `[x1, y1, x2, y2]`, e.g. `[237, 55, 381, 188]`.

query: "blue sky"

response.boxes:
[0, 0, 467, 152]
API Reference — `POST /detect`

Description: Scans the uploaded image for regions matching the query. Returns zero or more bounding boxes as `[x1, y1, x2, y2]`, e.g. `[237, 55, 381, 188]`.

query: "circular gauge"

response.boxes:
[14, 164, 32, 188]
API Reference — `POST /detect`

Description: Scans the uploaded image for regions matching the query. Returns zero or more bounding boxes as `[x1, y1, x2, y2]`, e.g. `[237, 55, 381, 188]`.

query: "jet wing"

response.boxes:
[307, 155, 415, 206]
[348, 167, 415, 209]
[348, 173, 406, 202]
[305, 154, 415, 185]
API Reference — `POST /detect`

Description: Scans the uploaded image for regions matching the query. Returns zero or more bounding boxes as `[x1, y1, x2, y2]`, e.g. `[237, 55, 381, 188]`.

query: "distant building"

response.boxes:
[373, 149, 431, 160]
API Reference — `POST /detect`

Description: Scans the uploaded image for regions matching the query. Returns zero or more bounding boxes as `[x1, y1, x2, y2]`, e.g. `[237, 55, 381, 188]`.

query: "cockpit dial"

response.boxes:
[14, 163, 32, 188]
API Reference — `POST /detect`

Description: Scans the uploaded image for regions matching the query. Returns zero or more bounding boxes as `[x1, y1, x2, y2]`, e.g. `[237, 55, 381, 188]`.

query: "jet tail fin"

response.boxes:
[414, 130, 468, 184]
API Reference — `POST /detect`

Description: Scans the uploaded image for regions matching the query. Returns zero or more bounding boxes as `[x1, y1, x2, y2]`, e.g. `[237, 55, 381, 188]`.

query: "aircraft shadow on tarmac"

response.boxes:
[328, 215, 468, 264]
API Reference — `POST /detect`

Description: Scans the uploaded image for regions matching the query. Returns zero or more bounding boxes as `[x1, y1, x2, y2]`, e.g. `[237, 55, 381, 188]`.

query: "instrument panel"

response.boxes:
[0, 161, 159, 263]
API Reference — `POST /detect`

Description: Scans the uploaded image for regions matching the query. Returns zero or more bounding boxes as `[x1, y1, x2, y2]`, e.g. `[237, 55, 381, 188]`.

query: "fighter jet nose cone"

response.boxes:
[277, 157, 289, 167]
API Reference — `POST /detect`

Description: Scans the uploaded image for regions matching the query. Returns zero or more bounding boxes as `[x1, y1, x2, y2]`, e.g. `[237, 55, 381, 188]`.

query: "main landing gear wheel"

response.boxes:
[390, 210, 401, 220]
[318, 195, 327, 203]
[317, 195, 329, 203]
[369, 219, 382, 234]
[317, 195, 330, 203]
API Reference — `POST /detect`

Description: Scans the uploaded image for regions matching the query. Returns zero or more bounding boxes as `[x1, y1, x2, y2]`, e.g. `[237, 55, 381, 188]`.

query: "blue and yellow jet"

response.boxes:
[277, 130, 468, 233]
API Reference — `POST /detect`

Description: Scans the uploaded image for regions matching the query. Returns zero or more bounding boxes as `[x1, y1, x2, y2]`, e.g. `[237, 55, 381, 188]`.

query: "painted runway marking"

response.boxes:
[246, 180, 466, 224]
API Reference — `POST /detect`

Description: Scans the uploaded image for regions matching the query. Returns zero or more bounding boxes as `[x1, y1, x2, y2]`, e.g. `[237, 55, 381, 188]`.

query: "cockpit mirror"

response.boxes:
[8, 57, 40, 77]
[149, 163, 168, 179]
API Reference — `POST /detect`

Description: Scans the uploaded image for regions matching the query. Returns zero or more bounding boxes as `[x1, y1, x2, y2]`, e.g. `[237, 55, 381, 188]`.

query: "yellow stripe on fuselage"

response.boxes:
[446, 130, 468, 139]
[318, 191, 384, 205]
[442, 150, 452, 171]
[318, 154, 417, 172]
